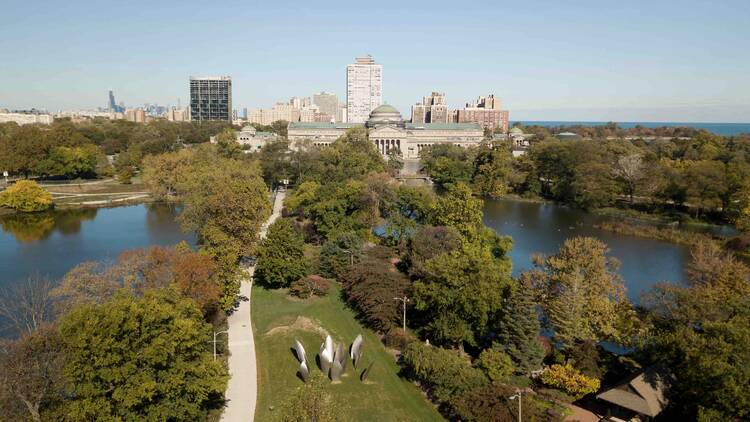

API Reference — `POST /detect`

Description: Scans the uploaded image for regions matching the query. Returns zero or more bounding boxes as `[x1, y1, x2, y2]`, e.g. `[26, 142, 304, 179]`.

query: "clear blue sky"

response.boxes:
[1, 0, 749, 122]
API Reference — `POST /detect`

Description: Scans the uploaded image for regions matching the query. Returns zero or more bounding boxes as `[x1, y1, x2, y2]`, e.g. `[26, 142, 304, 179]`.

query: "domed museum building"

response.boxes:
[287, 105, 484, 159]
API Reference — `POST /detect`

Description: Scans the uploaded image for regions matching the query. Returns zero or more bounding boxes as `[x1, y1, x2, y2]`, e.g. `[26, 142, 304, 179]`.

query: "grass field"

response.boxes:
[252, 284, 443, 421]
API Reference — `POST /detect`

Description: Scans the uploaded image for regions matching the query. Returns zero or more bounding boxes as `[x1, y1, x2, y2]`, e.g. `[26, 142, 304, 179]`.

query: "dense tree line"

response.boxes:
[142, 144, 271, 310]
[0, 119, 231, 180]
[422, 131, 750, 226]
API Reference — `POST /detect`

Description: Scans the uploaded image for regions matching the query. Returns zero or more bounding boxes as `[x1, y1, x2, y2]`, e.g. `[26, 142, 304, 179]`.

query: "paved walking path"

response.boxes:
[221, 190, 285, 422]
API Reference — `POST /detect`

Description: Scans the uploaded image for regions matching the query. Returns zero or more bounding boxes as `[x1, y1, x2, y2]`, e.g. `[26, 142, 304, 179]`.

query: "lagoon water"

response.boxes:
[0, 204, 194, 293]
[483, 199, 690, 301]
[0, 200, 694, 307]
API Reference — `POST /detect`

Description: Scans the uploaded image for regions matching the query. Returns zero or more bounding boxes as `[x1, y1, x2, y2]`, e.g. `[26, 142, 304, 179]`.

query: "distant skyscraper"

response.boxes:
[346, 55, 382, 123]
[108, 90, 117, 111]
[313, 92, 339, 121]
[189, 76, 232, 122]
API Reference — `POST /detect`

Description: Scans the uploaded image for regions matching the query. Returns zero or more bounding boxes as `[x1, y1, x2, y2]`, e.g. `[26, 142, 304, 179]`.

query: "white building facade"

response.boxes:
[288, 105, 483, 159]
[346, 55, 382, 123]
[0, 113, 54, 125]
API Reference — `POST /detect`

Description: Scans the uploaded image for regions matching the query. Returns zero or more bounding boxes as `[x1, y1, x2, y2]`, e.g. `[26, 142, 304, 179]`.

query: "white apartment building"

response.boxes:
[346, 55, 382, 123]
[0, 112, 54, 125]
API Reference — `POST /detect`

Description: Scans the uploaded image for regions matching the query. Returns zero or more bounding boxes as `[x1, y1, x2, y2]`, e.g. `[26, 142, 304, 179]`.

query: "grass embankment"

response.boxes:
[252, 284, 442, 421]
[40, 178, 152, 207]
[594, 220, 721, 247]
[594, 206, 724, 229]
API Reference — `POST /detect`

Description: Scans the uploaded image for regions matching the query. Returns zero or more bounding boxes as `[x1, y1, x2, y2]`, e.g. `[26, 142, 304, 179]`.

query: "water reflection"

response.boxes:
[483, 199, 693, 302]
[0, 204, 194, 294]
[0, 208, 98, 243]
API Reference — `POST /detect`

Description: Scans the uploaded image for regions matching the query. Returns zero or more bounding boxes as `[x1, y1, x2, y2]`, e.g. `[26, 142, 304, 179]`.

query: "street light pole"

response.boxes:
[213, 330, 229, 360]
[393, 296, 410, 331]
[341, 249, 354, 266]
[509, 390, 522, 422]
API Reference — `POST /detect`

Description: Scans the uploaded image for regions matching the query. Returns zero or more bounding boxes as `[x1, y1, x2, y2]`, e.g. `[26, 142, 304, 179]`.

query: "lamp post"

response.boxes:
[393, 296, 410, 331]
[341, 249, 354, 266]
[213, 330, 229, 360]
[508, 390, 521, 422]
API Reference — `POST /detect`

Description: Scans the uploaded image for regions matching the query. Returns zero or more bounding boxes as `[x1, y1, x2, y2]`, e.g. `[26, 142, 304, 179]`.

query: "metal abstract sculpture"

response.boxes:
[293, 339, 307, 364]
[294, 334, 371, 384]
[319, 335, 335, 376]
[299, 360, 310, 383]
[335, 342, 347, 373]
[350, 334, 364, 369]
[330, 360, 344, 381]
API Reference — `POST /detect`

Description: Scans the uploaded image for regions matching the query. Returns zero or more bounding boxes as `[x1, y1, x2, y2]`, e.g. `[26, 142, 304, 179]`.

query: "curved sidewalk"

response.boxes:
[221, 190, 285, 422]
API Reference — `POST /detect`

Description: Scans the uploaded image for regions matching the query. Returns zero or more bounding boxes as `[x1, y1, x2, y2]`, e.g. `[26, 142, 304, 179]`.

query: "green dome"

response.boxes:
[371, 104, 399, 114]
[367, 104, 404, 128]
[510, 127, 524, 134]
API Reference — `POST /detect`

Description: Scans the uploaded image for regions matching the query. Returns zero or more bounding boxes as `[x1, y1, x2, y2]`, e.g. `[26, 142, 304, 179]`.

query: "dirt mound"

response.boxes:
[265, 316, 329, 338]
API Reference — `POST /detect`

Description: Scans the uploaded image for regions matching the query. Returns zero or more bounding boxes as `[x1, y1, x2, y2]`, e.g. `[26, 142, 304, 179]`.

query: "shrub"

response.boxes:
[117, 166, 135, 184]
[476, 347, 515, 383]
[289, 275, 331, 299]
[401, 342, 487, 409]
[454, 383, 564, 422]
[539, 363, 600, 399]
[0, 180, 53, 212]
[383, 327, 416, 351]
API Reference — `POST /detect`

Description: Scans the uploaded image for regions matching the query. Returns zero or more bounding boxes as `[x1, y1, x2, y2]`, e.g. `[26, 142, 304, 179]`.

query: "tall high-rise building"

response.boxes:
[189, 76, 232, 122]
[346, 55, 382, 123]
[411, 91, 449, 124]
[108, 90, 117, 111]
[313, 92, 339, 121]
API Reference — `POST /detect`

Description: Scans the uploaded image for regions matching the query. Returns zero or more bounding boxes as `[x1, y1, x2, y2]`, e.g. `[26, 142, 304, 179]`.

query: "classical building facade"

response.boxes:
[288, 105, 483, 159]
[209, 125, 277, 152]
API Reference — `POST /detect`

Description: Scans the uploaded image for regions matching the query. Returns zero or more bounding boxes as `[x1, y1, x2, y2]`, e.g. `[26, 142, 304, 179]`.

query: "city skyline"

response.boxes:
[1, 0, 749, 122]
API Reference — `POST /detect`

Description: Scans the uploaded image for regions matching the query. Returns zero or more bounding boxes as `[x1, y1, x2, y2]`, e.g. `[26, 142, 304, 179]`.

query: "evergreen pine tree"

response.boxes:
[494, 280, 545, 373]
[254, 218, 309, 288]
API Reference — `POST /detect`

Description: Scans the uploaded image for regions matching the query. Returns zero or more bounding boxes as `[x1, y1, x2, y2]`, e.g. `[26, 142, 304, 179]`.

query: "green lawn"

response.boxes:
[252, 284, 443, 421]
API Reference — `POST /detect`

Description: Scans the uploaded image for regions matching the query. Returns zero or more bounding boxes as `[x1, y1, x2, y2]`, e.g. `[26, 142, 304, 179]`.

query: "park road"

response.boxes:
[221, 190, 285, 422]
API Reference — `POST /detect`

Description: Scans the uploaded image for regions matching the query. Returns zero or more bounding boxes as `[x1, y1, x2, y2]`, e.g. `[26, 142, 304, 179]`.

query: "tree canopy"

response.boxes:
[59, 289, 227, 421]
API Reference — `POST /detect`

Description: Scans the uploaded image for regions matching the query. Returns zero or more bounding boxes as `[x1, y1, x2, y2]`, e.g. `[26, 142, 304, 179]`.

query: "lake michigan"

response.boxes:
[515, 121, 750, 136]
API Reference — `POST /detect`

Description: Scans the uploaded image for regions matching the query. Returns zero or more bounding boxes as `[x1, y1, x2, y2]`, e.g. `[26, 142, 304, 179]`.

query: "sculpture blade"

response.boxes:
[299, 360, 310, 383]
[330, 360, 344, 381]
[325, 335, 334, 358]
[360, 361, 374, 382]
[350, 334, 363, 360]
[336, 342, 348, 372]
[319, 354, 331, 375]
[293, 339, 307, 364]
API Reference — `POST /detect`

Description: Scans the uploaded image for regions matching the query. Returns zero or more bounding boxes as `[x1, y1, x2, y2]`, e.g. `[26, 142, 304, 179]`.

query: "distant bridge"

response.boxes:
[396, 174, 433, 184]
